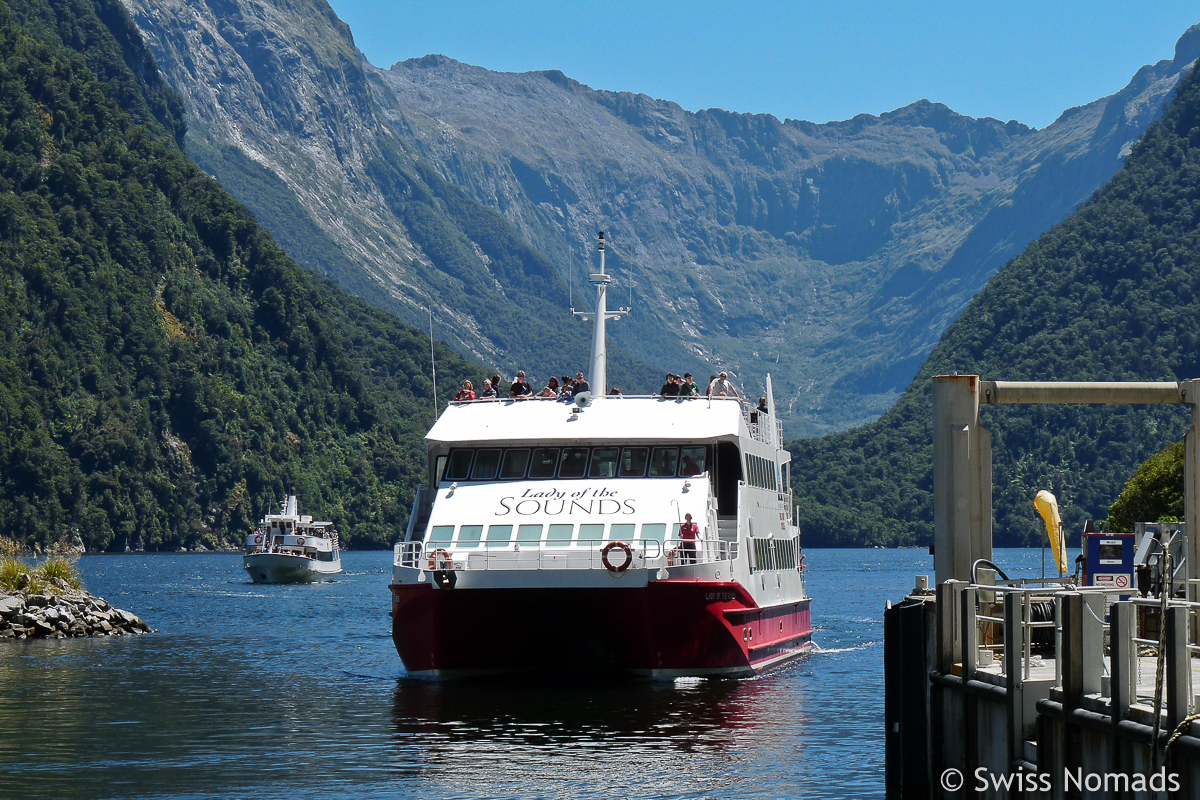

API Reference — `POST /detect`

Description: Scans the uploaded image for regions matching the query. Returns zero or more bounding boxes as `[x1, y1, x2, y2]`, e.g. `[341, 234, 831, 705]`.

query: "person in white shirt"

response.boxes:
[708, 371, 738, 398]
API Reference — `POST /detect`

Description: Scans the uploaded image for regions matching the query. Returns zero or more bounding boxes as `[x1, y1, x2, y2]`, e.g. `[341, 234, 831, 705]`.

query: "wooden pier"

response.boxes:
[885, 376, 1200, 798]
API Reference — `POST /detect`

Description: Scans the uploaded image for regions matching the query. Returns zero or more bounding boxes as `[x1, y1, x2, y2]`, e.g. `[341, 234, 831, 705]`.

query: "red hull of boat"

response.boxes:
[390, 580, 812, 678]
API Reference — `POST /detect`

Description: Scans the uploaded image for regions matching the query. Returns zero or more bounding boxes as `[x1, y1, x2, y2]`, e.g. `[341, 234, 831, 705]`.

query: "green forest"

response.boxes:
[790, 60, 1200, 547]
[0, 0, 497, 550]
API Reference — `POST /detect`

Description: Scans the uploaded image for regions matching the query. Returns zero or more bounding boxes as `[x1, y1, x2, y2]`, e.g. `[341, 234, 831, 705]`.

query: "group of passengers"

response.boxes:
[657, 371, 743, 401]
[452, 368, 768, 411]
[453, 371, 592, 402]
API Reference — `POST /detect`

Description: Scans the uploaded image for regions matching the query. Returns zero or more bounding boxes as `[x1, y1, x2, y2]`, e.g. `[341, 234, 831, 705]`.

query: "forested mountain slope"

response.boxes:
[791, 61, 1200, 547]
[0, 0, 483, 551]
[123, 0, 1199, 433]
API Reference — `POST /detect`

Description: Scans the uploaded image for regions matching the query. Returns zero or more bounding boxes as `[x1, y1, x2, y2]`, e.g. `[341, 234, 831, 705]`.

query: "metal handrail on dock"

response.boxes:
[951, 579, 1200, 718]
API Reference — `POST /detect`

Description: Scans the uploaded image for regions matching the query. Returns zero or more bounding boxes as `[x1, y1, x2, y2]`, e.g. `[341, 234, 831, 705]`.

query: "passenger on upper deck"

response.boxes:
[758, 397, 769, 414]
[558, 376, 574, 402]
[709, 372, 738, 398]
[678, 373, 699, 398]
[509, 371, 534, 398]
[540, 376, 560, 398]
[571, 372, 590, 398]
[659, 373, 679, 397]
[479, 379, 498, 399]
[454, 381, 476, 402]
[490, 374, 504, 396]
[609, 387, 622, 396]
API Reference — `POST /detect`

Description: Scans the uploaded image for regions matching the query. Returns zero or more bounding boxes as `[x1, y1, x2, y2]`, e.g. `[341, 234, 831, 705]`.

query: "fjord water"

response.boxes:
[0, 548, 1060, 799]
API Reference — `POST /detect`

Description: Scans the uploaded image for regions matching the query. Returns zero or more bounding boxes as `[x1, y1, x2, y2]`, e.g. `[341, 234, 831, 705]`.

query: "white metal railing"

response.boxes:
[962, 581, 1200, 698]
[394, 537, 738, 572]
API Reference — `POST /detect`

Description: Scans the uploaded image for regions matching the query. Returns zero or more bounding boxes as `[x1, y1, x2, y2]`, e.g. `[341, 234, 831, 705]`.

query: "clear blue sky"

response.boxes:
[325, 1, 1199, 130]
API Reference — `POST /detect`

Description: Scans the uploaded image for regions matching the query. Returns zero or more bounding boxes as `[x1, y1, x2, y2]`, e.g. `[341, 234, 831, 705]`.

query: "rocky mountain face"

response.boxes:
[122, 0, 1200, 434]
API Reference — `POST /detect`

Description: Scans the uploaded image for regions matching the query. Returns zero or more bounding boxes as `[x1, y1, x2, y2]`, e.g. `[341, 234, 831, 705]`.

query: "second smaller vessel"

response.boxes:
[243, 494, 342, 583]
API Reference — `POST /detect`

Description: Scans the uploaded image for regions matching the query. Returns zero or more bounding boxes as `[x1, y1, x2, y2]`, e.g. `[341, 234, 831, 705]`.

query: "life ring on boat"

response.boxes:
[253, 534, 262, 545]
[296, 537, 305, 547]
[427, 548, 452, 572]
[601, 541, 633, 574]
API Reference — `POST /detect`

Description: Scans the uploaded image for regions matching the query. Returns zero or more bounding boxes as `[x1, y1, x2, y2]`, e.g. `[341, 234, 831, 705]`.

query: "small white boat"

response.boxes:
[243, 494, 342, 583]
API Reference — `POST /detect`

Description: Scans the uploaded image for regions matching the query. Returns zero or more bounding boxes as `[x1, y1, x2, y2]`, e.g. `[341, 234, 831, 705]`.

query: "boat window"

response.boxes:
[486, 525, 513, 547]
[578, 524, 605, 545]
[458, 525, 483, 548]
[428, 525, 454, 543]
[516, 524, 543, 544]
[445, 449, 474, 481]
[528, 448, 559, 478]
[680, 446, 706, 476]
[547, 524, 573, 545]
[618, 447, 648, 477]
[648, 447, 678, 477]
[589, 448, 619, 478]
[435, 455, 447, 484]
[609, 523, 636, 542]
[640, 523, 667, 541]
[559, 447, 590, 478]
[500, 449, 531, 480]
[471, 449, 502, 480]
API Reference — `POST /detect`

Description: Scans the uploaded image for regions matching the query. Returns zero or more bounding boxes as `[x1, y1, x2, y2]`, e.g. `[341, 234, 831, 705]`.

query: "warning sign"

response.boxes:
[1094, 573, 1131, 590]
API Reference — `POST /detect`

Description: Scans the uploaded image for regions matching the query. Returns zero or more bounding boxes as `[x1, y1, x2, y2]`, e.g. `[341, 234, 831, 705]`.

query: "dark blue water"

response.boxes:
[0, 548, 1068, 799]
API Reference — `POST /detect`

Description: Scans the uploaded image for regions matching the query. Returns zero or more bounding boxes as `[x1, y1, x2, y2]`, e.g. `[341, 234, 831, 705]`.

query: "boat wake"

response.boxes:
[808, 641, 877, 655]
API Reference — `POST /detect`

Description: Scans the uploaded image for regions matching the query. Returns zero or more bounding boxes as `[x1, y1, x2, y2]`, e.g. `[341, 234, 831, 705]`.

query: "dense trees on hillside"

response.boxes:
[1108, 441, 1185, 531]
[791, 61, 1200, 547]
[0, 0, 480, 550]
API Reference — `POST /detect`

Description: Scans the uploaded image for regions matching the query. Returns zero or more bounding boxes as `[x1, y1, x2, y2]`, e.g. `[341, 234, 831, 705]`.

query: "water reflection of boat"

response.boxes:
[391, 233, 811, 678]
[243, 494, 342, 583]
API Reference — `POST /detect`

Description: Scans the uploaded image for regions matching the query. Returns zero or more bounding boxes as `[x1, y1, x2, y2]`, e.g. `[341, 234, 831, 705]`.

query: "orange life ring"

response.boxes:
[253, 534, 263, 545]
[601, 541, 633, 573]
[427, 548, 452, 571]
[296, 537, 306, 546]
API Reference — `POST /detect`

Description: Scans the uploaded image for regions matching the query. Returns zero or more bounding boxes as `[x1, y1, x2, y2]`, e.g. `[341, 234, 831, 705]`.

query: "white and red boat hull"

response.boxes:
[391, 579, 812, 678]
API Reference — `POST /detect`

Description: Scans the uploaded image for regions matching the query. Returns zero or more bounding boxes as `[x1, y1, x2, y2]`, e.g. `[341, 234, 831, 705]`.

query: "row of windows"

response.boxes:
[426, 522, 684, 547]
[750, 537, 798, 572]
[444, 446, 708, 482]
[746, 454, 779, 491]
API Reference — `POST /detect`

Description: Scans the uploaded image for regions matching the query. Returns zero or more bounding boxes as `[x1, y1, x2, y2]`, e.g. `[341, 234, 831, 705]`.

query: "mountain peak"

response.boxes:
[1175, 24, 1200, 64]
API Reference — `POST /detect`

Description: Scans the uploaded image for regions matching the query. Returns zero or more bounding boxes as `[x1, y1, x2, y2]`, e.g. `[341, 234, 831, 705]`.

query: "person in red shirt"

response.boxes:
[680, 513, 698, 564]
[454, 380, 475, 401]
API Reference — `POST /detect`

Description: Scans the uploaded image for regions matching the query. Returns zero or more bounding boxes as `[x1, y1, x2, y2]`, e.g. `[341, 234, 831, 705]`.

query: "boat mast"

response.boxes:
[572, 231, 629, 396]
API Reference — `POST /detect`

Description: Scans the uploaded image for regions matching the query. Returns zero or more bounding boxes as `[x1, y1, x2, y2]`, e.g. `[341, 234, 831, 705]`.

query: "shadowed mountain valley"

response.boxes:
[121, 0, 1200, 434]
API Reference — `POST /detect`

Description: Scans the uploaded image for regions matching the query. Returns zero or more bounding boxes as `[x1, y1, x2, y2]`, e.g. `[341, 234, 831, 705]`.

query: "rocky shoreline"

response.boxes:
[0, 589, 151, 640]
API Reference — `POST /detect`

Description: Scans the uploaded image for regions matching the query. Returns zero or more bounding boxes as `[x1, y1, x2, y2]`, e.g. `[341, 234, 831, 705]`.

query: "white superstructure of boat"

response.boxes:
[243, 494, 342, 583]
[390, 232, 811, 678]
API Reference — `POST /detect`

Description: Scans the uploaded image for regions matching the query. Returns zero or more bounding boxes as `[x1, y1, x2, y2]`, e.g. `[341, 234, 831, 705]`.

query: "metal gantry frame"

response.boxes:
[932, 375, 1200, 599]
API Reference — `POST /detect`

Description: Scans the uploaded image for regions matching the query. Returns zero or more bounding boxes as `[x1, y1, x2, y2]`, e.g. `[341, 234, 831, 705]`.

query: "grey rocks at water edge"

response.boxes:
[0, 590, 151, 640]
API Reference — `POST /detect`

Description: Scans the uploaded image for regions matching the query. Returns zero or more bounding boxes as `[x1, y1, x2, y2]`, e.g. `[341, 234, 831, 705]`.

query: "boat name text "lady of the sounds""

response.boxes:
[496, 487, 636, 516]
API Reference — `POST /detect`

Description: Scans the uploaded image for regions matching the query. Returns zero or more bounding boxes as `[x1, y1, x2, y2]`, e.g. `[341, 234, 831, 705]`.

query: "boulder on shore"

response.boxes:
[0, 587, 151, 640]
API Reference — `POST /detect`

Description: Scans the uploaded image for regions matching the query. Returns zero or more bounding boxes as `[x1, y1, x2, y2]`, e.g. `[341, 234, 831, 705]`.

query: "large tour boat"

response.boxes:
[244, 494, 342, 583]
[390, 233, 811, 678]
